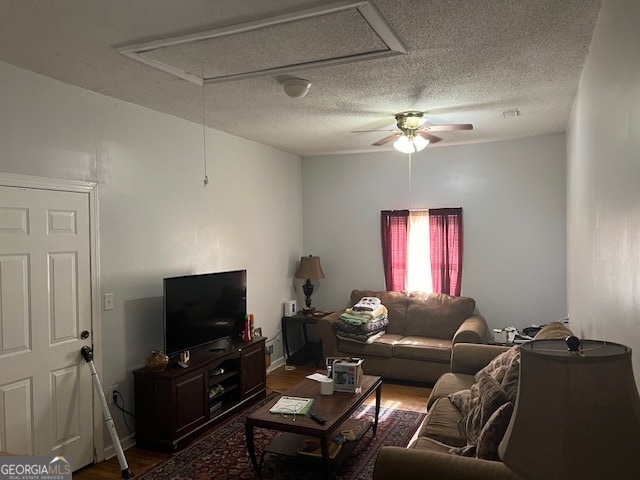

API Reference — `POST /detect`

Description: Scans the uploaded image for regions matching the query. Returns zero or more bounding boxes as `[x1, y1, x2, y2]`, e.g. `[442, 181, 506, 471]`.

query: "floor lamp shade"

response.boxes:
[498, 339, 640, 480]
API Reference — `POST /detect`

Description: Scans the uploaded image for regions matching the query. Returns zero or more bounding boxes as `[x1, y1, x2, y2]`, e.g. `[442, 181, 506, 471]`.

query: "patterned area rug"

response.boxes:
[140, 393, 426, 479]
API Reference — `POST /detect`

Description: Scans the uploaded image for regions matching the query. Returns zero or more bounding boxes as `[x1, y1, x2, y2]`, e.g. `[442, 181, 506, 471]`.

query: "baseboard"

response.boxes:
[267, 355, 285, 374]
[104, 434, 136, 460]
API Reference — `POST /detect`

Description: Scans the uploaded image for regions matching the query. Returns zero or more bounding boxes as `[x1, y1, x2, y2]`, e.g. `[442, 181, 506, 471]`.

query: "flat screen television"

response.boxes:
[163, 270, 247, 356]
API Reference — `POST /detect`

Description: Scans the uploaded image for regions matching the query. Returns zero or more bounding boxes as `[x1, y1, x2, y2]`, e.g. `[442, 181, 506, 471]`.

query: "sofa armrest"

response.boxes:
[450, 343, 512, 375]
[373, 447, 524, 480]
[314, 310, 344, 358]
[452, 314, 489, 345]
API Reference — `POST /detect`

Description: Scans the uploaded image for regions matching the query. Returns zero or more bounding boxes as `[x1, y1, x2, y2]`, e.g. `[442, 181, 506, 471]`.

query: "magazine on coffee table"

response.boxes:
[269, 396, 314, 415]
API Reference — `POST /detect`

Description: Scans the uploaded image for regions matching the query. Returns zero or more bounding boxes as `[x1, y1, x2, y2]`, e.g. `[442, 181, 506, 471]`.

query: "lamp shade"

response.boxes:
[295, 255, 325, 280]
[498, 339, 640, 479]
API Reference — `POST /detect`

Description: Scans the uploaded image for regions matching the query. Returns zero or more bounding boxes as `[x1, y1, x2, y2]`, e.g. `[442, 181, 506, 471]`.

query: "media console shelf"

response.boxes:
[133, 336, 266, 451]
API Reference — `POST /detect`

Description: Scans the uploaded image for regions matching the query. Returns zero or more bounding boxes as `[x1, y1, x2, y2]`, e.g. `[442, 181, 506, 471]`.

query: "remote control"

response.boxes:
[310, 413, 327, 424]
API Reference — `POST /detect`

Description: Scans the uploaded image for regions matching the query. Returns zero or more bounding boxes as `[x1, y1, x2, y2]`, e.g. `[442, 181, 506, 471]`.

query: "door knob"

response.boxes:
[81, 330, 90, 339]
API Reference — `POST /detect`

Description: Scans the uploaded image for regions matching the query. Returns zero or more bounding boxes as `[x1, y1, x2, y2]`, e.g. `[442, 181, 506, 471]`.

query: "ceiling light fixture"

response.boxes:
[280, 78, 311, 98]
[393, 133, 429, 154]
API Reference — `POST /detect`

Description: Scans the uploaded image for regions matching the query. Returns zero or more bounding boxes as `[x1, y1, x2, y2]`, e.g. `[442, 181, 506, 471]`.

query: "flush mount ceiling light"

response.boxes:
[280, 77, 312, 98]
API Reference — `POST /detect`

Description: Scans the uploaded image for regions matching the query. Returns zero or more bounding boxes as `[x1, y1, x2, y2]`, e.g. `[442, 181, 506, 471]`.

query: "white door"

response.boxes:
[0, 184, 93, 469]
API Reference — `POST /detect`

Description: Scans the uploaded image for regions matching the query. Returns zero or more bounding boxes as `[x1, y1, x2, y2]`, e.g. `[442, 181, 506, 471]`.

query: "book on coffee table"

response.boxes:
[297, 438, 342, 458]
[269, 396, 314, 415]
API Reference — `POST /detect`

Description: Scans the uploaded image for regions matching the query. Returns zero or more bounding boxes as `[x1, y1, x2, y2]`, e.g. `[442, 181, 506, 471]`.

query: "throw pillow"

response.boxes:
[487, 364, 509, 384]
[476, 401, 514, 460]
[449, 389, 472, 415]
[501, 359, 520, 404]
[475, 345, 521, 381]
[460, 374, 509, 444]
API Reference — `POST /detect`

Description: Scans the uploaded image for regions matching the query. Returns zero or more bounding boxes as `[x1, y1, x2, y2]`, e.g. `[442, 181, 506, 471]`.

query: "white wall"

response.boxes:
[302, 134, 567, 332]
[0, 61, 302, 450]
[567, 0, 640, 381]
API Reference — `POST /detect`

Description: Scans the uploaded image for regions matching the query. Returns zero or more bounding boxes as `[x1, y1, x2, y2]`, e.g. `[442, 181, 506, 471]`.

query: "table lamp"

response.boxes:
[498, 337, 640, 479]
[295, 255, 324, 313]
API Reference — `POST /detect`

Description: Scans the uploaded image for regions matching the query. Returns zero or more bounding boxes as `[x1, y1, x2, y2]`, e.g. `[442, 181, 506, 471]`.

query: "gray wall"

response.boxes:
[0, 61, 303, 451]
[302, 133, 568, 332]
[567, 0, 640, 381]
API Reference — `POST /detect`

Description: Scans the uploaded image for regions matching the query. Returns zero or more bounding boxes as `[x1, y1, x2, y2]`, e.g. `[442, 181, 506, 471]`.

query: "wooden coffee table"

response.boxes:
[245, 374, 382, 477]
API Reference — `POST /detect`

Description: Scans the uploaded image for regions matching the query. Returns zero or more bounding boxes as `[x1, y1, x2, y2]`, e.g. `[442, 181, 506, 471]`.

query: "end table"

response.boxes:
[282, 312, 329, 365]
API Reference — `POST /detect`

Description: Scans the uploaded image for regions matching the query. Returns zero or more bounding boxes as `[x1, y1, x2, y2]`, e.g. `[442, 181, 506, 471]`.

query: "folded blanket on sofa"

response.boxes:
[334, 316, 388, 334]
[336, 330, 386, 344]
[341, 305, 388, 324]
[351, 296, 381, 311]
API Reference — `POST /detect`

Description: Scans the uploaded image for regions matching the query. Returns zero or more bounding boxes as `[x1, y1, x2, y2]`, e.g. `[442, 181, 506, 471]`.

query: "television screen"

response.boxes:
[163, 270, 246, 356]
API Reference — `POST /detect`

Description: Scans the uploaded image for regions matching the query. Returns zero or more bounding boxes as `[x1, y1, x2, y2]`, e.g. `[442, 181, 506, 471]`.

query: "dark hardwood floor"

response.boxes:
[73, 362, 431, 479]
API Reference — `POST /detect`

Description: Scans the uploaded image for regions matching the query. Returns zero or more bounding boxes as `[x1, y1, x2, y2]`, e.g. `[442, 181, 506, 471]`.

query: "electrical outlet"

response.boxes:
[268, 345, 274, 354]
[108, 385, 118, 402]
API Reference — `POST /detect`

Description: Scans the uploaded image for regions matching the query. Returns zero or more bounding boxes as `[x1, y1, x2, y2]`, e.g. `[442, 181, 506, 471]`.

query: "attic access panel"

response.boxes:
[118, 0, 406, 85]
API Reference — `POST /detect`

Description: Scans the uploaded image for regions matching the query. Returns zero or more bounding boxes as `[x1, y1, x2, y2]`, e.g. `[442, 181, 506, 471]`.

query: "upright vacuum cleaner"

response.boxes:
[81, 345, 134, 479]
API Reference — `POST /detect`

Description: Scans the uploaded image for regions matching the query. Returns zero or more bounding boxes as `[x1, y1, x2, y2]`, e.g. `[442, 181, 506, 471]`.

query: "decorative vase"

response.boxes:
[145, 350, 169, 372]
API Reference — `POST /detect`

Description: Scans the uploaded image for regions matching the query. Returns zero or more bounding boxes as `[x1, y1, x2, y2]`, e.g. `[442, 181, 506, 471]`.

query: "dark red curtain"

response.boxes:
[380, 210, 409, 291]
[429, 208, 463, 295]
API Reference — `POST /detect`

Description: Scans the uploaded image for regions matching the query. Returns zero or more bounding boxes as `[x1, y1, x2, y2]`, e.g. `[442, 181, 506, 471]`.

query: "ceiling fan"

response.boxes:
[355, 111, 473, 153]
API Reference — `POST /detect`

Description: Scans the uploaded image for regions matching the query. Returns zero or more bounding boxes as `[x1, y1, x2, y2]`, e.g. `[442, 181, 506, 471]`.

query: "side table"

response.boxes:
[282, 312, 328, 366]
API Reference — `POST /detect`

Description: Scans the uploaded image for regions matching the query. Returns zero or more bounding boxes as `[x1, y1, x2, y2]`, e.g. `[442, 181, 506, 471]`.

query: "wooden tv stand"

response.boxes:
[133, 336, 266, 451]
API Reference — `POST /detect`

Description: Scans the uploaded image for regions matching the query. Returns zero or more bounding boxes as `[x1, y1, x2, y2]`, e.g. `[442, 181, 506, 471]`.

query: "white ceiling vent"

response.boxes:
[118, 1, 406, 86]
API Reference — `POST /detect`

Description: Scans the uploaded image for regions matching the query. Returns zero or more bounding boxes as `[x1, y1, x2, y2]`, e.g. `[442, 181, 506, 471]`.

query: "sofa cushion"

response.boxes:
[410, 436, 456, 454]
[393, 337, 453, 363]
[405, 292, 476, 339]
[337, 333, 402, 358]
[418, 397, 466, 447]
[350, 290, 408, 335]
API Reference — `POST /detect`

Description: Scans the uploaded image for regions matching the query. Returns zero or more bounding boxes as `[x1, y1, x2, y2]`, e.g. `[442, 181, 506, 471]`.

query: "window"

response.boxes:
[381, 208, 463, 295]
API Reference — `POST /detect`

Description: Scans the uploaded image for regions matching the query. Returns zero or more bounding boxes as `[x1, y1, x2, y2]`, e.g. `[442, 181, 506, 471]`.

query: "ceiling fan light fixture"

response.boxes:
[281, 78, 311, 98]
[396, 111, 424, 130]
[393, 134, 415, 154]
[393, 134, 429, 154]
[413, 135, 429, 151]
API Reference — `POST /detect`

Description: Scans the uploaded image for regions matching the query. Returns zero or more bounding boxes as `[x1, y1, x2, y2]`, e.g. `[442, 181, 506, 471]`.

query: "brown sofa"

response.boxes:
[372, 322, 573, 480]
[315, 289, 489, 384]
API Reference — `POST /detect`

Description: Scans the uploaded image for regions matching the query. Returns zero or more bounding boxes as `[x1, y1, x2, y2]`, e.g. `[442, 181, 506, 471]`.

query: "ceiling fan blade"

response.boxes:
[425, 124, 474, 132]
[351, 129, 398, 133]
[373, 133, 400, 146]
[418, 132, 442, 144]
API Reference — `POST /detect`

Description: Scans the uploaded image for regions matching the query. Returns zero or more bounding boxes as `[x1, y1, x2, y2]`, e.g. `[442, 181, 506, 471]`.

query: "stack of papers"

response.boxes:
[269, 396, 314, 415]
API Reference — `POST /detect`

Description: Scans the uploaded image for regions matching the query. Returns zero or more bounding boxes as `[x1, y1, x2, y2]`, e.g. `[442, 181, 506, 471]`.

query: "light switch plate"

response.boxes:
[104, 293, 114, 311]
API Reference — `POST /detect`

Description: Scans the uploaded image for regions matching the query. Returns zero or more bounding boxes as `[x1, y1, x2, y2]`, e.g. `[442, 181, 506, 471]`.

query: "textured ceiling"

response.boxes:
[0, 0, 602, 157]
